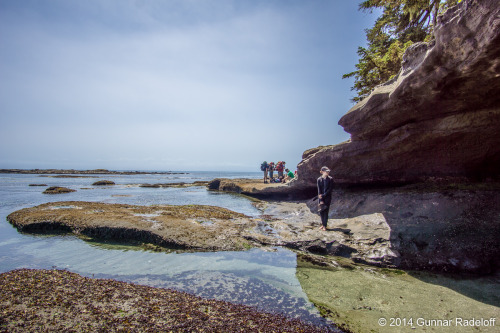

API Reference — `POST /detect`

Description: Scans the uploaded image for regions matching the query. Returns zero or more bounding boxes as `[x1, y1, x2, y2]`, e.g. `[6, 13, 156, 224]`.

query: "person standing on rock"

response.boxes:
[261, 161, 269, 183]
[276, 161, 284, 179]
[268, 162, 275, 181]
[317, 166, 333, 231]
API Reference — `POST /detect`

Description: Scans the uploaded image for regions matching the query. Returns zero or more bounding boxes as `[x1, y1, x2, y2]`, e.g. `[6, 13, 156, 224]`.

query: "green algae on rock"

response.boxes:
[92, 180, 115, 186]
[296, 254, 500, 333]
[6, 201, 259, 252]
[42, 187, 76, 194]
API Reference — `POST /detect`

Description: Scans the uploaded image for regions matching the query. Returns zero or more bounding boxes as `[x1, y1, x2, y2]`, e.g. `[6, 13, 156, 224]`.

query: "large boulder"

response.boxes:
[297, 0, 500, 187]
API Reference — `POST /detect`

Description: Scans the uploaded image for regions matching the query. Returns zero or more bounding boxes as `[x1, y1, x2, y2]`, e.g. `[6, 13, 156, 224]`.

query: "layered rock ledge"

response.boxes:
[297, 0, 500, 187]
[6, 201, 363, 258]
[207, 178, 302, 199]
[6, 202, 257, 252]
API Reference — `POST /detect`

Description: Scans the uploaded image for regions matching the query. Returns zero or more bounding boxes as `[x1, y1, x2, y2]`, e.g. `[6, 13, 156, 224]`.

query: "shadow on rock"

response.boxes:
[316, 186, 500, 275]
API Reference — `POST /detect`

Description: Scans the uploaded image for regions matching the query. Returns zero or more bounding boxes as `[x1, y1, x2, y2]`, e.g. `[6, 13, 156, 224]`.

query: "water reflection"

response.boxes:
[9, 235, 330, 326]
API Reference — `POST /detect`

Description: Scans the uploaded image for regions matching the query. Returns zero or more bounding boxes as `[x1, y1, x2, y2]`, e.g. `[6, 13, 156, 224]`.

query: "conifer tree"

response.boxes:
[344, 0, 461, 102]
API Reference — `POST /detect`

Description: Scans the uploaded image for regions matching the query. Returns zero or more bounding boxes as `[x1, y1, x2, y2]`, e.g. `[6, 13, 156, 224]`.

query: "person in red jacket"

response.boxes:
[276, 161, 285, 179]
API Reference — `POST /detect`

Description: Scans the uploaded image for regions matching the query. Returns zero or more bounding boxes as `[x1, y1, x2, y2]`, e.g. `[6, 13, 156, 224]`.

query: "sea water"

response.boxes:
[0, 172, 335, 328]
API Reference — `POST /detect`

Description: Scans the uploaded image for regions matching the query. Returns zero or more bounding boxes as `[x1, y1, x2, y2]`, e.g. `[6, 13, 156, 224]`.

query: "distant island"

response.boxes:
[0, 168, 187, 175]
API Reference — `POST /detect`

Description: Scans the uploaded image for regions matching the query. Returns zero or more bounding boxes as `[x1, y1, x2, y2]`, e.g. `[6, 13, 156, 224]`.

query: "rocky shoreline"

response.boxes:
[2, 1, 499, 332]
[0, 269, 336, 332]
[140, 181, 209, 188]
[6, 201, 258, 252]
[207, 178, 307, 199]
[255, 0, 500, 275]
[3, 1, 500, 330]
[5, 200, 389, 262]
[0, 168, 187, 175]
[9, 182, 499, 275]
[280, 0, 500, 274]
[205, 179, 500, 274]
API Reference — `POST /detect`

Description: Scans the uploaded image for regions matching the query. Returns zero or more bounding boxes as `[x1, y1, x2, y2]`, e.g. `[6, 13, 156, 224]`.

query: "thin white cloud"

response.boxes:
[0, 0, 379, 171]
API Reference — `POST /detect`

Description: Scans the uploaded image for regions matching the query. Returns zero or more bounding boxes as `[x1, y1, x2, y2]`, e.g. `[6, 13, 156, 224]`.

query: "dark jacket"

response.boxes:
[317, 176, 333, 203]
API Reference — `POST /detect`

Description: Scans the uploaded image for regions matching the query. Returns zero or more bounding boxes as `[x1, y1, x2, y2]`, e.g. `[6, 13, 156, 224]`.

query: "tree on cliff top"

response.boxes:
[344, 0, 461, 103]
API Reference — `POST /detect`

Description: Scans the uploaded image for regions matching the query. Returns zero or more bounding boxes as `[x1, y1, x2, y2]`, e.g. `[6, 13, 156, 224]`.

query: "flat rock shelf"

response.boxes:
[6, 201, 256, 252]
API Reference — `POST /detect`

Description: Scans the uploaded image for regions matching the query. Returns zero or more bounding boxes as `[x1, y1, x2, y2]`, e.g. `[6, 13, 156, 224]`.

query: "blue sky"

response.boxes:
[0, 0, 379, 172]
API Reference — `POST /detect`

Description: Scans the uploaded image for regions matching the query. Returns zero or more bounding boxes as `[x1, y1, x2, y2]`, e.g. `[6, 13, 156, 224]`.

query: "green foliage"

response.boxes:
[344, 0, 461, 102]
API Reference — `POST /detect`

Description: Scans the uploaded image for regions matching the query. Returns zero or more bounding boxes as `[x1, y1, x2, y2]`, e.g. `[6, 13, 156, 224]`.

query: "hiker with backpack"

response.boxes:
[276, 161, 285, 179]
[268, 162, 275, 181]
[260, 161, 269, 183]
[317, 166, 333, 231]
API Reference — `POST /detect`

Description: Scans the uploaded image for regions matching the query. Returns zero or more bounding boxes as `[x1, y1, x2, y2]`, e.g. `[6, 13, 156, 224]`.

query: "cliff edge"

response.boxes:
[297, 0, 500, 187]
[293, 0, 500, 274]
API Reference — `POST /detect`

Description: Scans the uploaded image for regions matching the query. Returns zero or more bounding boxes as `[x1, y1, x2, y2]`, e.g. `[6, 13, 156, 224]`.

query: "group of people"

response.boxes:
[260, 161, 334, 231]
[260, 161, 296, 184]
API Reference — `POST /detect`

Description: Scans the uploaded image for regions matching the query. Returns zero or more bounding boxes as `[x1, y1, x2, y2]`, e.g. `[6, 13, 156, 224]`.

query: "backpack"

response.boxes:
[260, 162, 268, 171]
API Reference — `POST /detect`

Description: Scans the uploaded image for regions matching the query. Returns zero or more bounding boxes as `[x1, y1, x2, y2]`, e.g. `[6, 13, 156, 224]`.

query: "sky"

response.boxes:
[0, 0, 379, 172]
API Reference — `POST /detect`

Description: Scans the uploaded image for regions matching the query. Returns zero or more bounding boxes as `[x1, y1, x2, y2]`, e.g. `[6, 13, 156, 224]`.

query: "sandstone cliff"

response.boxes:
[297, 0, 500, 187]
[293, 0, 500, 274]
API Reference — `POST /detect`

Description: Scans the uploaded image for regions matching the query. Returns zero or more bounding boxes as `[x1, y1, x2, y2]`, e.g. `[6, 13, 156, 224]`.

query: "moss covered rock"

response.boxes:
[92, 180, 115, 186]
[42, 187, 76, 194]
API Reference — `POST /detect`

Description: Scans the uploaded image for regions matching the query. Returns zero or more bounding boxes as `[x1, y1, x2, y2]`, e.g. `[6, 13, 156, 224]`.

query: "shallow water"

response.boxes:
[0, 172, 334, 328]
[1, 173, 498, 332]
[297, 260, 500, 332]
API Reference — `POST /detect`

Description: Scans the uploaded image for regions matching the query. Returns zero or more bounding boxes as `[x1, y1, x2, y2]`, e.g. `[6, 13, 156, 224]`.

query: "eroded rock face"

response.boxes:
[297, 0, 500, 187]
[324, 187, 500, 273]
